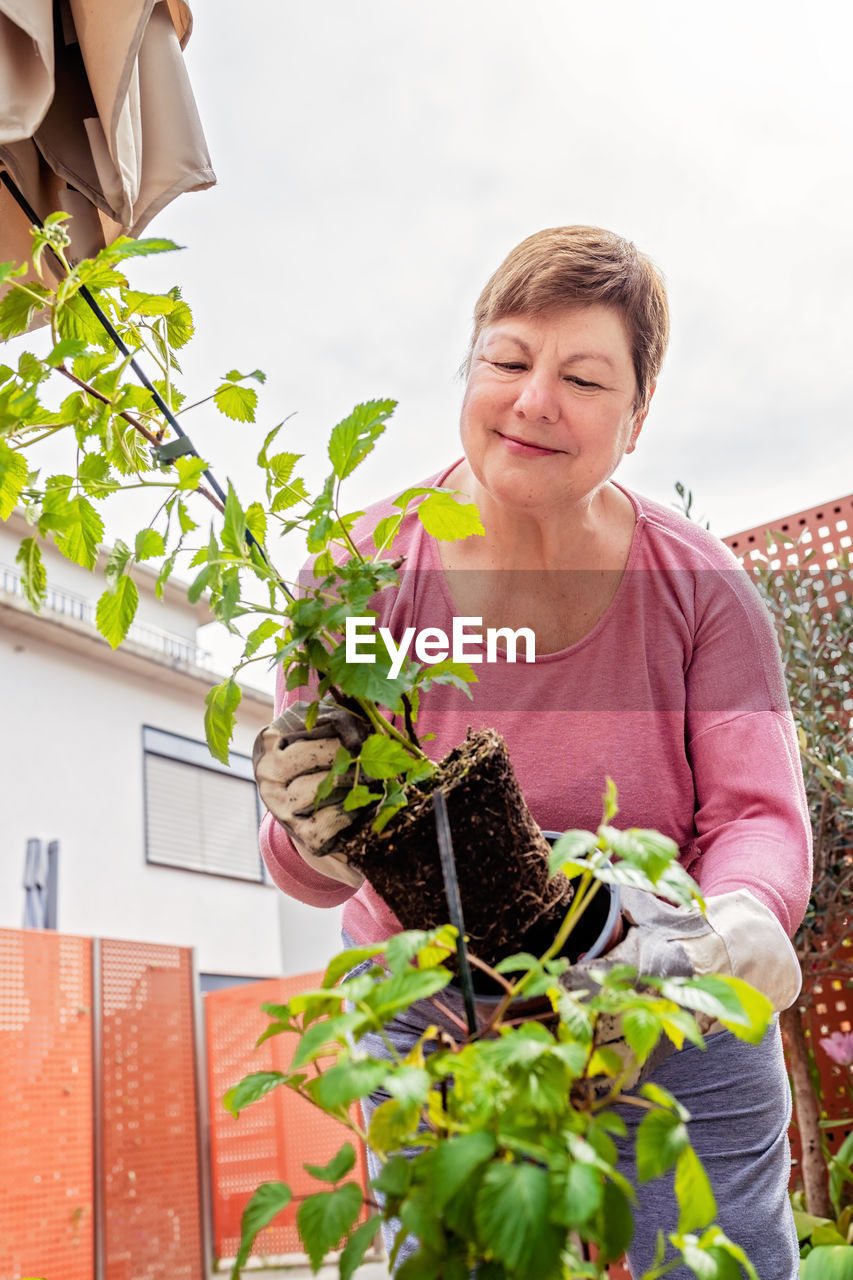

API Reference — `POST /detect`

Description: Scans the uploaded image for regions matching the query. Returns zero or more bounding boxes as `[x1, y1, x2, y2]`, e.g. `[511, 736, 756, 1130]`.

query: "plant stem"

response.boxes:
[780, 1002, 832, 1216]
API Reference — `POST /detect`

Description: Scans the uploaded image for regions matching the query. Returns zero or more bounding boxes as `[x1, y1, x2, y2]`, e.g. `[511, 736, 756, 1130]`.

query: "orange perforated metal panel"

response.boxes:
[99, 939, 203, 1280]
[0, 928, 94, 1280]
[205, 973, 370, 1263]
[725, 492, 853, 578]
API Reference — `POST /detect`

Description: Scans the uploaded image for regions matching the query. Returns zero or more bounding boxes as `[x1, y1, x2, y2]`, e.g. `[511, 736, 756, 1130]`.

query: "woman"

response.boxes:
[255, 226, 812, 1277]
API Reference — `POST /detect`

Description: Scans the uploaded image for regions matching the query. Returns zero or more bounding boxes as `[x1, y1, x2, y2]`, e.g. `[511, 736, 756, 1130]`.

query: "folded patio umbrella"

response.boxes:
[0, 0, 215, 285]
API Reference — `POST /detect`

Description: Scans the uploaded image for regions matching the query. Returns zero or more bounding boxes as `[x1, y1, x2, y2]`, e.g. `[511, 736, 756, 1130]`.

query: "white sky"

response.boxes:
[125, 0, 853, 558]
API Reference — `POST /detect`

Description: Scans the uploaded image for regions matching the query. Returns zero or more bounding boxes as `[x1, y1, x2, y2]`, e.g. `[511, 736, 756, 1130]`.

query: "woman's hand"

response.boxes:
[253, 699, 369, 888]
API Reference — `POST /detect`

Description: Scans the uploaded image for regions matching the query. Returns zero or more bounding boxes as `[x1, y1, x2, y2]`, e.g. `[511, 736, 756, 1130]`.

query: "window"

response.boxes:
[142, 727, 266, 882]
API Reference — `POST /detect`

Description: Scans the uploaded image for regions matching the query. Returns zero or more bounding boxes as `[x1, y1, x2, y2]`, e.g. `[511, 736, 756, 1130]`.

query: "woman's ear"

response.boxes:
[626, 382, 655, 454]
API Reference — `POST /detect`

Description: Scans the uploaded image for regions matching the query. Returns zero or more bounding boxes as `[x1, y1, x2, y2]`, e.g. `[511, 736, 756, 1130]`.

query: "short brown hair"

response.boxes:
[466, 226, 670, 412]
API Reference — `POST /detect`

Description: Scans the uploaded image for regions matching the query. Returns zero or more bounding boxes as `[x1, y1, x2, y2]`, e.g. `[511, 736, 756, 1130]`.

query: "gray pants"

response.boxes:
[349, 945, 798, 1279]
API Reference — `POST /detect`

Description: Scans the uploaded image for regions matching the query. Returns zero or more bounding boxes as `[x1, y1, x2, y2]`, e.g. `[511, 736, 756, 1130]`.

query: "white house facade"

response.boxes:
[0, 512, 343, 981]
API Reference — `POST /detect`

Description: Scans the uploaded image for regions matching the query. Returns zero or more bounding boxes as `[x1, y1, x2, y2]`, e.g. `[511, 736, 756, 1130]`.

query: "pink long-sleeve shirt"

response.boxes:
[259, 473, 813, 942]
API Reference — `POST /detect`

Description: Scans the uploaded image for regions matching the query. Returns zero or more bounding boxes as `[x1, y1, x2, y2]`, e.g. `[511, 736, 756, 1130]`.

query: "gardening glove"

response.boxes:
[590, 885, 802, 1011]
[253, 699, 370, 888]
[562, 886, 801, 1091]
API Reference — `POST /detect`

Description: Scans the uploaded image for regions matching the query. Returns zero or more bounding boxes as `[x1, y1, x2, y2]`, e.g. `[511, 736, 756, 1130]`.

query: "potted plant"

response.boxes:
[0, 223, 772, 1277]
[224, 790, 773, 1280]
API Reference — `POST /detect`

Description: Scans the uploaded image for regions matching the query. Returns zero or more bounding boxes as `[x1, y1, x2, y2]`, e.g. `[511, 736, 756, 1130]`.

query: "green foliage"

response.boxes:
[221, 832, 770, 1279]
[0, 218, 483, 807]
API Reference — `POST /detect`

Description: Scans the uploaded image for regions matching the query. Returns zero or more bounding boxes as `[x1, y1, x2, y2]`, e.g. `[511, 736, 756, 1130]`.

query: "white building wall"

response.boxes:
[0, 517, 343, 979]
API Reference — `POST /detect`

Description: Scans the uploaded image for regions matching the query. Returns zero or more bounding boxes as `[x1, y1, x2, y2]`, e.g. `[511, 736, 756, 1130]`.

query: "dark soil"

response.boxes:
[337, 727, 578, 970]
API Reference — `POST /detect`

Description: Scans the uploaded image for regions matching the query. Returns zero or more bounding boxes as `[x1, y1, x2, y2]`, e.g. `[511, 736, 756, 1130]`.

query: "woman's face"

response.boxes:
[460, 304, 649, 516]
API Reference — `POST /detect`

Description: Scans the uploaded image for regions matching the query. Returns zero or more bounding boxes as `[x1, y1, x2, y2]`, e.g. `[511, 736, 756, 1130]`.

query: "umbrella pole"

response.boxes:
[0, 171, 286, 590]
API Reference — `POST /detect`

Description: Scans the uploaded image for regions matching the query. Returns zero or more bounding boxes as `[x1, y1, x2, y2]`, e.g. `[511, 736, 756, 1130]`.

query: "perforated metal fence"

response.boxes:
[205, 973, 372, 1264]
[99, 940, 205, 1280]
[0, 929, 94, 1280]
[724, 492, 853, 575]
[0, 928, 207, 1280]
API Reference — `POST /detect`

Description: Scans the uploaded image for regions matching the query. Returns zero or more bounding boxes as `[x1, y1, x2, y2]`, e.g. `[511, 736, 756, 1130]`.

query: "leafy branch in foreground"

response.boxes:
[0, 215, 482, 825]
[224, 811, 770, 1279]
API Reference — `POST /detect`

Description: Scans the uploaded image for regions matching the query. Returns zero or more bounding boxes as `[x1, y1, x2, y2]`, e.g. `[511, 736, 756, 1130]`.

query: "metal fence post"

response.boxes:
[191, 950, 215, 1278]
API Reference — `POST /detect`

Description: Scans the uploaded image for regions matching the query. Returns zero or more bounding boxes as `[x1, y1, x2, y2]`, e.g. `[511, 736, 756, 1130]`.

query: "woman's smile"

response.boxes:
[495, 430, 567, 458]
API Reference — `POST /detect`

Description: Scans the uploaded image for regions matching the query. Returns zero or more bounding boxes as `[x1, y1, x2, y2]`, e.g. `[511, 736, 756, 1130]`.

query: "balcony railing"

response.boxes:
[1, 563, 213, 669]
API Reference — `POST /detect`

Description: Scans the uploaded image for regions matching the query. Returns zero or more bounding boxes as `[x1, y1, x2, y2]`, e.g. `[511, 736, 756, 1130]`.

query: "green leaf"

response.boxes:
[297, 1182, 363, 1271]
[232, 1181, 292, 1273]
[552, 1160, 603, 1228]
[122, 289, 177, 317]
[594, 1181, 635, 1263]
[267, 450, 302, 485]
[214, 381, 258, 422]
[78, 453, 117, 496]
[328, 399, 396, 481]
[0, 442, 28, 518]
[385, 1065, 432, 1111]
[103, 539, 132, 589]
[135, 528, 166, 562]
[371, 512, 403, 554]
[304, 1142, 356, 1184]
[244, 617, 280, 659]
[358, 734, 419, 780]
[45, 337, 89, 368]
[0, 261, 27, 289]
[221, 482, 248, 554]
[164, 294, 194, 349]
[419, 1132, 497, 1210]
[362, 967, 450, 1024]
[659, 975, 772, 1044]
[246, 500, 266, 542]
[204, 678, 242, 765]
[675, 1145, 716, 1233]
[343, 784, 377, 811]
[54, 496, 104, 570]
[56, 291, 108, 344]
[222, 1070, 286, 1117]
[548, 830, 599, 878]
[177, 500, 198, 535]
[800, 1246, 853, 1278]
[156, 549, 178, 599]
[340, 1216, 380, 1280]
[225, 367, 266, 384]
[636, 1109, 688, 1183]
[291, 1012, 367, 1069]
[271, 476, 309, 511]
[322, 944, 385, 990]
[96, 575, 139, 648]
[0, 281, 50, 336]
[100, 235, 182, 263]
[622, 1006, 663, 1062]
[174, 455, 207, 490]
[15, 537, 46, 610]
[313, 1058, 388, 1109]
[475, 1162, 563, 1277]
[415, 490, 484, 541]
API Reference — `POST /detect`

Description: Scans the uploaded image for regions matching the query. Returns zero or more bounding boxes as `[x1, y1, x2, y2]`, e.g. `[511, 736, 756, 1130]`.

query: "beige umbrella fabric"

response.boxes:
[0, 0, 215, 278]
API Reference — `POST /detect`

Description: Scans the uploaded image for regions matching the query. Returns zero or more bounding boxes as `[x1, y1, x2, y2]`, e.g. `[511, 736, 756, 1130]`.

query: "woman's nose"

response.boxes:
[513, 375, 561, 423]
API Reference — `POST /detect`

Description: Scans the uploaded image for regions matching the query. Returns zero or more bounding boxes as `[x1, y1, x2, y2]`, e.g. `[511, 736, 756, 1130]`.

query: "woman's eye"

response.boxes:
[566, 375, 600, 389]
[492, 361, 527, 372]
